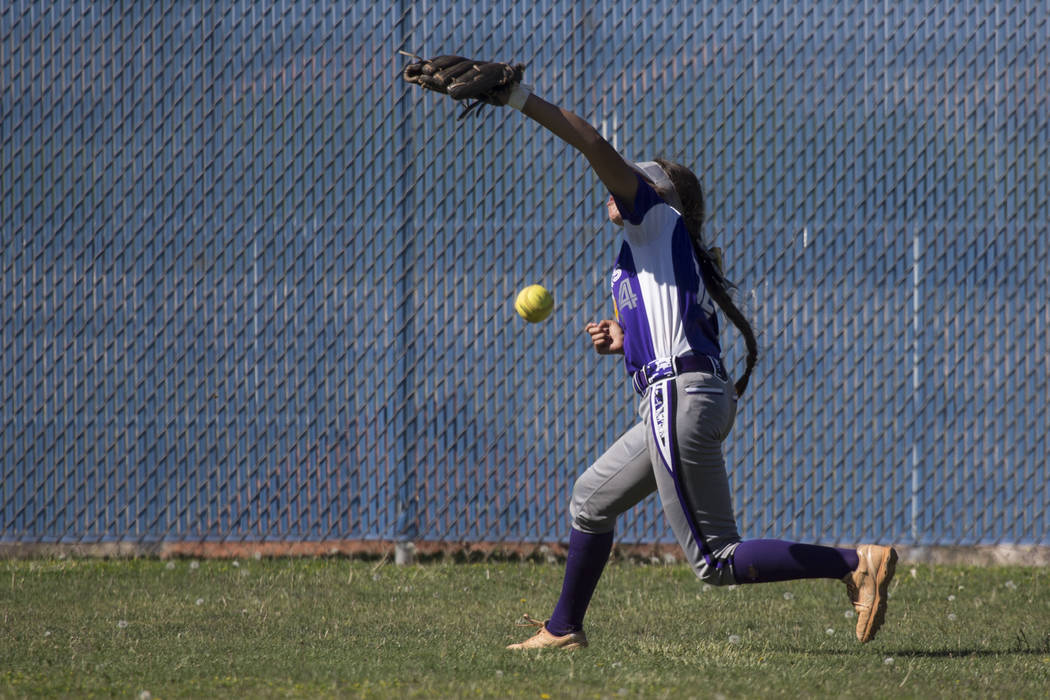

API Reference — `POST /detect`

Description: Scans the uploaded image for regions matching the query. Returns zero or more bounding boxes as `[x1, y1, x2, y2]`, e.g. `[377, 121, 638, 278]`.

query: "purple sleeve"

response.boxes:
[611, 173, 663, 225]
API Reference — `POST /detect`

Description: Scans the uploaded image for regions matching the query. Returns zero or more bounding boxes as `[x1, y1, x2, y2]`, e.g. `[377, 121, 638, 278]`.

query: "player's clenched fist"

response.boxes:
[585, 320, 624, 355]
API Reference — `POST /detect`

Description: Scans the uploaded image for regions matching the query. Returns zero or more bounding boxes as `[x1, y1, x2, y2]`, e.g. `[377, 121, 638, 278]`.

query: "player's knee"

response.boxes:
[568, 490, 614, 534]
[694, 562, 737, 586]
[569, 505, 615, 534]
[691, 543, 740, 586]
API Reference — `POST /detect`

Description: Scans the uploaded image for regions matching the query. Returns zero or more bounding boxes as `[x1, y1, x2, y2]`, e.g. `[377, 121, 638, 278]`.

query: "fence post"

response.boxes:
[910, 229, 923, 544]
[393, 2, 418, 565]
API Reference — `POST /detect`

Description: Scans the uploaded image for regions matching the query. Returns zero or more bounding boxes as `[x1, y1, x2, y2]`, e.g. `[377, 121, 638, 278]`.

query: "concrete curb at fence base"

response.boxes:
[2, 542, 1049, 567]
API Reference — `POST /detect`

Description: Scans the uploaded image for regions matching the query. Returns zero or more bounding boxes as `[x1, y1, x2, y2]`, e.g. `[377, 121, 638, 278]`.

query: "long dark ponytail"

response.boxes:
[654, 159, 758, 397]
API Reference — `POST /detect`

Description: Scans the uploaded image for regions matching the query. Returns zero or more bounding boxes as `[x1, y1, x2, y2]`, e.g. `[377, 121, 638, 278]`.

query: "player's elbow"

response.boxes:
[575, 124, 607, 158]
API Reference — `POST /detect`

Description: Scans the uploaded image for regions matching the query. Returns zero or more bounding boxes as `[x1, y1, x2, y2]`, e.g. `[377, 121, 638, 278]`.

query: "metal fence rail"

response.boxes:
[2, 1, 1047, 548]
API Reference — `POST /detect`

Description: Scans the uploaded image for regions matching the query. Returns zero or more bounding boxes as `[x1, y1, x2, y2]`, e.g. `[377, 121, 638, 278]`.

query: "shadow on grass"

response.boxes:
[890, 648, 1050, 658]
[788, 647, 1049, 658]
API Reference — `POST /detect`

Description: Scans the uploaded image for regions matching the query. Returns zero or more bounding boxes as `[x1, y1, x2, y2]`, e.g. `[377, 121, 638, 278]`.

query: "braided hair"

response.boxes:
[654, 159, 758, 397]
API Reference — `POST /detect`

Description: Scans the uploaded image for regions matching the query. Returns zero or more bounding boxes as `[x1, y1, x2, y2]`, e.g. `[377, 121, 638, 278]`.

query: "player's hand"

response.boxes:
[585, 320, 624, 355]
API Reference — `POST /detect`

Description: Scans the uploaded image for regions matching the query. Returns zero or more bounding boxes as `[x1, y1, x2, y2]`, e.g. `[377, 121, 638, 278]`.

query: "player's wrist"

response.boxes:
[506, 83, 532, 111]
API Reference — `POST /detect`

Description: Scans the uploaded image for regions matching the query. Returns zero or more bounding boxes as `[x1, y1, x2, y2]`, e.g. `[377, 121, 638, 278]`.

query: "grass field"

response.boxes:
[2, 556, 1049, 698]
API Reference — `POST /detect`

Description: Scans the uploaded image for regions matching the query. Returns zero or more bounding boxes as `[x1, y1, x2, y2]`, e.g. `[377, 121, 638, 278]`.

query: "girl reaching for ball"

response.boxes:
[403, 56, 898, 649]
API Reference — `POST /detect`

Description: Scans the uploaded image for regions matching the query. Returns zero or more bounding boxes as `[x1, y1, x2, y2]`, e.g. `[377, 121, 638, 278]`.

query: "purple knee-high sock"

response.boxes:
[730, 539, 859, 584]
[546, 528, 614, 636]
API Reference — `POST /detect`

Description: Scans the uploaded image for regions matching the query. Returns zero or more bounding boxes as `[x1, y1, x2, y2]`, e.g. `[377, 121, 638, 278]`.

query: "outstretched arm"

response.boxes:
[517, 93, 639, 212]
[400, 54, 638, 210]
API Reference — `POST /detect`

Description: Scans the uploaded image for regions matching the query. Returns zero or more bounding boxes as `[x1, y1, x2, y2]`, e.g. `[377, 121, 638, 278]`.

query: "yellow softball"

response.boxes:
[514, 284, 555, 323]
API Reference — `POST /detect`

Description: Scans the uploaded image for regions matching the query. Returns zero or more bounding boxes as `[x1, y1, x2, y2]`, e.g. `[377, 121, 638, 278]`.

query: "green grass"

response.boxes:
[2, 557, 1049, 698]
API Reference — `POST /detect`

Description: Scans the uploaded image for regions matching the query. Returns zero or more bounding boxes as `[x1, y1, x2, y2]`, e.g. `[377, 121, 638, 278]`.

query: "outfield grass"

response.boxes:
[2, 556, 1048, 698]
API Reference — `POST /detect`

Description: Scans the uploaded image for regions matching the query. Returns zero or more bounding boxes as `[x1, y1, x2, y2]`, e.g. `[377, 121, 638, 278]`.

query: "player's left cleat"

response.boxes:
[506, 614, 588, 650]
[843, 544, 898, 643]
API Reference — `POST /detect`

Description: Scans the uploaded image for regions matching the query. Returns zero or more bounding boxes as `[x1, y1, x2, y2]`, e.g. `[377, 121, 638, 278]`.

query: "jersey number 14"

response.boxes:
[617, 281, 638, 311]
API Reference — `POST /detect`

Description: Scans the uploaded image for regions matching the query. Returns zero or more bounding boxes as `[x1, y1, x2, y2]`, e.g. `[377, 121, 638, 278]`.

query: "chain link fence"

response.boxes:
[2, 1, 1047, 551]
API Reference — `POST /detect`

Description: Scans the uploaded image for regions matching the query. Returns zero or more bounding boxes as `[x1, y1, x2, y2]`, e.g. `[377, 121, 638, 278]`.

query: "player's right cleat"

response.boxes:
[843, 544, 898, 643]
[506, 615, 588, 650]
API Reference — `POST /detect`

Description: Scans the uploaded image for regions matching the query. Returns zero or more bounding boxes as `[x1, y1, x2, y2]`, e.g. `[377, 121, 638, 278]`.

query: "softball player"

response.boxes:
[493, 85, 899, 650]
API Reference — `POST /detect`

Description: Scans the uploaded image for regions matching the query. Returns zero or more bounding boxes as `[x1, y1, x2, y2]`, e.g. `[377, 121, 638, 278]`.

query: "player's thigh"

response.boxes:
[570, 421, 656, 533]
[672, 373, 741, 548]
[646, 376, 741, 583]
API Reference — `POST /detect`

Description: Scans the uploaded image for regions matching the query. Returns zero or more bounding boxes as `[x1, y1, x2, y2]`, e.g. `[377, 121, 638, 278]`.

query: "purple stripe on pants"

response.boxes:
[649, 379, 721, 570]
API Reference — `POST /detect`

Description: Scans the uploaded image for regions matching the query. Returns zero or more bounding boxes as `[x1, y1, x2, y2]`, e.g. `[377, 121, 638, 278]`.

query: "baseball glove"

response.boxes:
[401, 52, 525, 118]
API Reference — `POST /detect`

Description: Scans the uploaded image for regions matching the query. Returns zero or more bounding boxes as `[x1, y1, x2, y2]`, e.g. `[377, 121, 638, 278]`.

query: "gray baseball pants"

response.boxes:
[569, 369, 742, 585]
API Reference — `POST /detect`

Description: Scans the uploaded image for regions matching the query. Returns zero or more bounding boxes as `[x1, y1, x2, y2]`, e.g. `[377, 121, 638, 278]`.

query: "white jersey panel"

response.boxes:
[629, 218, 694, 361]
[611, 176, 721, 375]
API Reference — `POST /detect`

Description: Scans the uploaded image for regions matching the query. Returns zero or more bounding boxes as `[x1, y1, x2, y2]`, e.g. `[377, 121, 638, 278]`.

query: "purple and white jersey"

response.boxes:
[611, 175, 721, 376]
